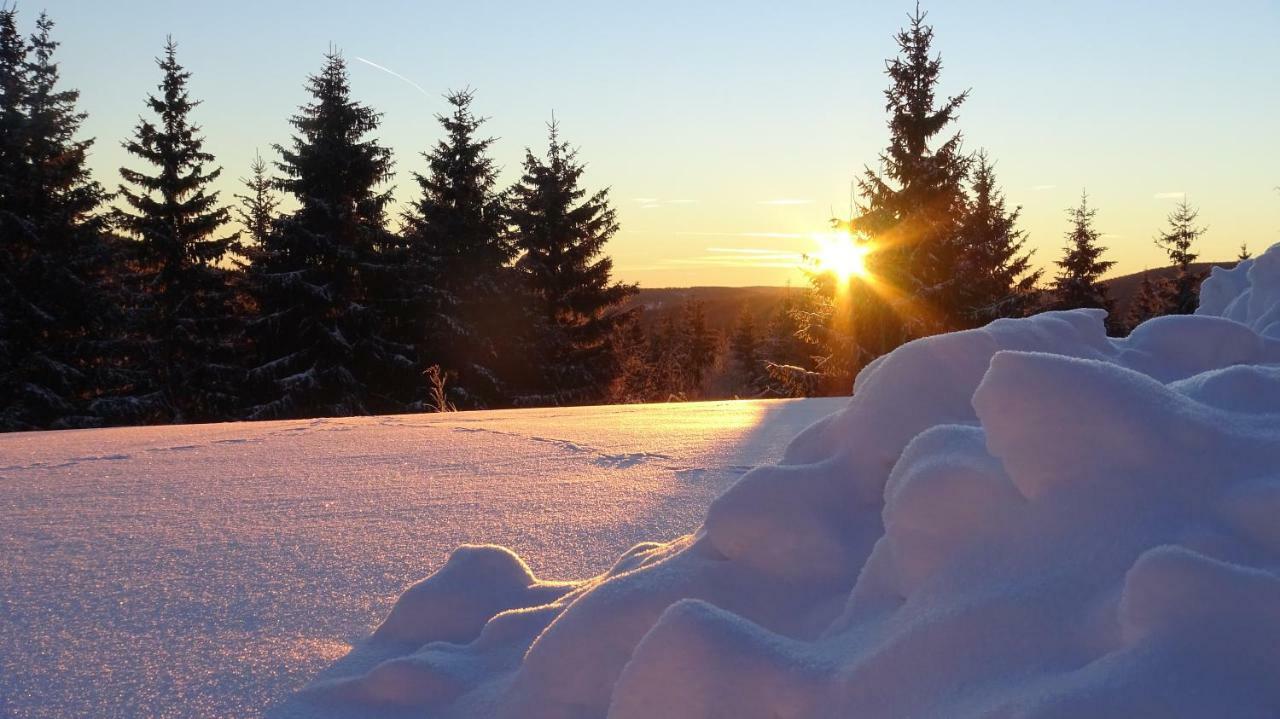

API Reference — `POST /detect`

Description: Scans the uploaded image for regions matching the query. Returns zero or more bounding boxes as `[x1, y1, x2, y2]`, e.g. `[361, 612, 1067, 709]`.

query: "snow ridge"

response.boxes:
[294, 246, 1280, 719]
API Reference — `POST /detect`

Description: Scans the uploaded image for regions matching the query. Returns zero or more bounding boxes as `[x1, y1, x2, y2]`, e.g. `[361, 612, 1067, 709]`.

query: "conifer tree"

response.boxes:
[508, 120, 637, 405]
[728, 305, 765, 395]
[955, 151, 1041, 324]
[246, 51, 411, 419]
[401, 89, 511, 408]
[852, 4, 971, 341]
[1154, 197, 1206, 314]
[1051, 192, 1115, 318]
[678, 298, 717, 395]
[106, 39, 242, 423]
[762, 290, 821, 397]
[234, 152, 277, 247]
[0, 11, 116, 430]
[1124, 270, 1172, 333]
[1237, 242, 1251, 262]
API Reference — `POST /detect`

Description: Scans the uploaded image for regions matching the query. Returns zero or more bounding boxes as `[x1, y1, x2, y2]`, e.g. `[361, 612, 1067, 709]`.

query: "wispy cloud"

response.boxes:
[674, 231, 807, 239]
[706, 247, 800, 256]
[1153, 191, 1185, 200]
[353, 57, 430, 98]
[759, 198, 814, 206]
[632, 198, 698, 208]
[657, 246, 806, 269]
[1032, 184, 1057, 191]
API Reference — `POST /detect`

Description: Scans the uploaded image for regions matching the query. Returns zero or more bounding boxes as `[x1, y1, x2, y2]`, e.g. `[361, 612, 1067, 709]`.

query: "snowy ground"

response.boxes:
[0, 398, 843, 719]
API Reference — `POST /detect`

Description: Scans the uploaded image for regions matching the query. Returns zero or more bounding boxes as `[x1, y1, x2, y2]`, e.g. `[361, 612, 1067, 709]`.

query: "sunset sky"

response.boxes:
[31, 0, 1280, 287]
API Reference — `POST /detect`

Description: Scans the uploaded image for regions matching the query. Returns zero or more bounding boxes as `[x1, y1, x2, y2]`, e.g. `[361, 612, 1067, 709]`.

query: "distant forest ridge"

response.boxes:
[632, 260, 1239, 334]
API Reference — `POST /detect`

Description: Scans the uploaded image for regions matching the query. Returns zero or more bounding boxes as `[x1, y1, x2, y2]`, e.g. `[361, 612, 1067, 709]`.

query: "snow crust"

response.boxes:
[1, 399, 839, 719]
[295, 246, 1280, 719]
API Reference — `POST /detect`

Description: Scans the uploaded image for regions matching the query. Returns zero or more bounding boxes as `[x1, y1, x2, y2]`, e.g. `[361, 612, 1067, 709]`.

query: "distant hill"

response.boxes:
[628, 286, 800, 334]
[1103, 260, 1237, 320]
[630, 260, 1241, 336]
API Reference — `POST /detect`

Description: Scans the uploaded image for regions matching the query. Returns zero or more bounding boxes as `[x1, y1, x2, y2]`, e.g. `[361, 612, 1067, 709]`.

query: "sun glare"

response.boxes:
[812, 233, 871, 281]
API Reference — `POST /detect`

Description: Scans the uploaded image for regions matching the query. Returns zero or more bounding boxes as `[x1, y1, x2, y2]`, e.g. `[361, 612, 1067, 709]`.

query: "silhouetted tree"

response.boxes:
[234, 151, 278, 247]
[955, 151, 1041, 324]
[401, 89, 511, 408]
[762, 289, 822, 397]
[0, 11, 117, 430]
[1124, 270, 1172, 333]
[245, 51, 411, 419]
[509, 121, 637, 405]
[728, 305, 765, 395]
[679, 298, 717, 394]
[1051, 192, 1114, 320]
[106, 39, 242, 424]
[1237, 242, 1251, 262]
[851, 4, 971, 343]
[1154, 197, 1206, 314]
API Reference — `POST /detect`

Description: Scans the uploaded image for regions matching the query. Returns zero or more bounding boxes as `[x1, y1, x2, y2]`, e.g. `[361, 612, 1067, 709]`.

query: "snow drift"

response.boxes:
[296, 246, 1280, 719]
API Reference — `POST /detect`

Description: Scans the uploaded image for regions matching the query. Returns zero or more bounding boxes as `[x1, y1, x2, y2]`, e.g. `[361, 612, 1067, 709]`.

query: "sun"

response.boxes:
[811, 233, 871, 281]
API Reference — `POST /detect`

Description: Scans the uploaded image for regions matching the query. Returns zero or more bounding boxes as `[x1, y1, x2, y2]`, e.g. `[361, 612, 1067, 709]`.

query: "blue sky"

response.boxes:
[23, 0, 1280, 286]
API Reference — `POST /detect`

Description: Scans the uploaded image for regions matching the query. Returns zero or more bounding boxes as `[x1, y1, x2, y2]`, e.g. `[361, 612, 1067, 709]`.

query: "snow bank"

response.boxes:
[297, 246, 1280, 719]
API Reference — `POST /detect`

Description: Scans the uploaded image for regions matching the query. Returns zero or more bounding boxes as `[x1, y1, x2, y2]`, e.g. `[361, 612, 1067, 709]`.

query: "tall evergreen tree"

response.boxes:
[1051, 192, 1115, 318]
[1123, 270, 1172, 333]
[234, 151, 278, 248]
[105, 39, 242, 424]
[0, 11, 116, 430]
[852, 4, 971, 342]
[678, 298, 717, 395]
[1153, 197, 1206, 314]
[245, 51, 411, 419]
[728, 305, 765, 396]
[508, 121, 637, 405]
[955, 151, 1041, 324]
[401, 89, 512, 408]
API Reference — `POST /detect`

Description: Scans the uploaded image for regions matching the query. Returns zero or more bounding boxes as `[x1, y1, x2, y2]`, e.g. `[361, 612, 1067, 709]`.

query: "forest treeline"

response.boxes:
[0, 8, 1230, 431]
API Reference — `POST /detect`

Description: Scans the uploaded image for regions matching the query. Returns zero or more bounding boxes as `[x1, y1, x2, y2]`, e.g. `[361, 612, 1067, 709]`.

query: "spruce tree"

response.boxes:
[1051, 192, 1115, 318]
[955, 151, 1041, 325]
[401, 89, 511, 408]
[246, 51, 411, 419]
[0, 11, 116, 430]
[106, 39, 242, 424]
[1124, 270, 1172, 333]
[508, 121, 637, 405]
[234, 152, 278, 248]
[1153, 197, 1206, 314]
[853, 4, 971, 340]
[728, 306, 765, 396]
[1237, 242, 1251, 262]
[678, 298, 717, 395]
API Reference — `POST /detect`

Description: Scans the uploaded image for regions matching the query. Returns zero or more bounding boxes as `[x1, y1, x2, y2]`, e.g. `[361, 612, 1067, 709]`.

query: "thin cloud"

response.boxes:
[674, 231, 807, 239]
[1153, 191, 1185, 200]
[353, 57, 430, 98]
[706, 247, 801, 256]
[759, 198, 814, 206]
[633, 197, 659, 203]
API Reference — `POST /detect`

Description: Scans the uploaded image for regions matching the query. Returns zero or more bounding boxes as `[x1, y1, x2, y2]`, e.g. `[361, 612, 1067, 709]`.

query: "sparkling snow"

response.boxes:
[281, 246, 1280, 719]
[0, 398, 843, 718]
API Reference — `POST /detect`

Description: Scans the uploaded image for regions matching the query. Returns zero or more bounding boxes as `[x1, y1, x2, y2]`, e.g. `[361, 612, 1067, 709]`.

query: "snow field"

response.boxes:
[296, 245, 1280, 719]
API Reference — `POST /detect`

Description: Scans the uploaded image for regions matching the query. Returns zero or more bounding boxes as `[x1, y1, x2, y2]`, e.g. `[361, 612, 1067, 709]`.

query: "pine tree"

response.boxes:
[234, 151, 277, 247]
[509, 120, 637, 405]
[728, 305, 765, 396]
[955, 151, 1041, 325]
[245, 51, 412, 419]
[1123, 270, 1172, 333]
[1051, 192, 1115, 319]
[0, 11, 116, 430]
[105, 38, 242, 424]
[1237, 242, 1251, 262]
[1154, 197, 1206, 315]
[762, 289, 820, 397]
[852, 4, 971, 342]
[401, 89, 511, 409]
[678, 298, 717, 396]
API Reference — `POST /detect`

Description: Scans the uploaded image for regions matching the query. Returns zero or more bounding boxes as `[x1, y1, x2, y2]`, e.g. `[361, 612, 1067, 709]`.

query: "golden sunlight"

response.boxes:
[811, 233, 871, 281]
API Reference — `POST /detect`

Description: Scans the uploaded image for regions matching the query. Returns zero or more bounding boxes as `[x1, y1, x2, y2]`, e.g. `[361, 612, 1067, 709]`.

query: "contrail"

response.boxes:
[353, 56, 430, 98]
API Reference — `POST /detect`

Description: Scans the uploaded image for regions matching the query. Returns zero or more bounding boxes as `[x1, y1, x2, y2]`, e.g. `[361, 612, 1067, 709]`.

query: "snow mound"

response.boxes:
[293, 246, 1280, 719]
